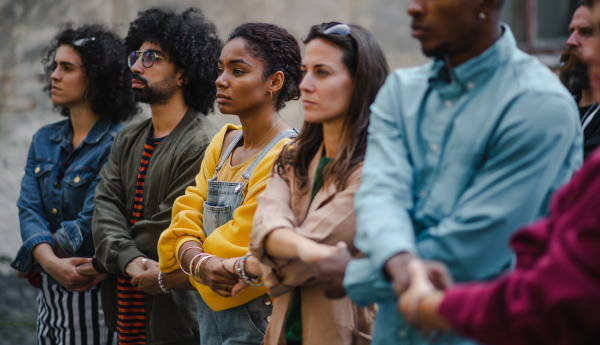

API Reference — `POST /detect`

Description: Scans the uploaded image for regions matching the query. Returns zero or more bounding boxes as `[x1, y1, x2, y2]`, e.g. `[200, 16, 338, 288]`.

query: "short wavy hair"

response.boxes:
[125, 7, 222, 114]
[42, 25, 139, 122]
[227, 23, 302, 111]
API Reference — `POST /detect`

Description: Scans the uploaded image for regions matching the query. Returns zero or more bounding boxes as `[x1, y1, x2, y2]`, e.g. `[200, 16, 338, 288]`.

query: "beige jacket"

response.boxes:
[250, 147, 374, 345]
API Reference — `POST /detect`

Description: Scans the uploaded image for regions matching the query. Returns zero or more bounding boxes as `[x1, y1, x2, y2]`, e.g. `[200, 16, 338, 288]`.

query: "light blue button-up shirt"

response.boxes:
[345, 25, 582, 345]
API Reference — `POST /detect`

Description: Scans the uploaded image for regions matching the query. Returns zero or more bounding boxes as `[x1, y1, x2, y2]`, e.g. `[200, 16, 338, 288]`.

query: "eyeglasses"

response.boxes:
[128, 50, 165, 68]
[323, 23, 351, 37]
[73, 37, 95, 46]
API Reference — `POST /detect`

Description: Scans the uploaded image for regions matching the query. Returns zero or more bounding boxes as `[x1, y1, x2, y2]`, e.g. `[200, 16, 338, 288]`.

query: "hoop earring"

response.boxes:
[479, 12, 486, 19]
[270, 89, 273, 102]
[84, 89, 89, 102]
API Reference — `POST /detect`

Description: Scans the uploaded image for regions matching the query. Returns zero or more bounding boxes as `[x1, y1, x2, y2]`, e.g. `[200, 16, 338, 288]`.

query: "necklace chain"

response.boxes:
[245, 118, 282, 150]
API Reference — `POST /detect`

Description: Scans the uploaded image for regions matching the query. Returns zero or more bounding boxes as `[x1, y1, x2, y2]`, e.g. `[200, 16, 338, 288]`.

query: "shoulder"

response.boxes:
[250, 136, 292, 181]
[106, 121, 124, 139]
[33, 119, 68, 137]
[115, 118, 151, 140]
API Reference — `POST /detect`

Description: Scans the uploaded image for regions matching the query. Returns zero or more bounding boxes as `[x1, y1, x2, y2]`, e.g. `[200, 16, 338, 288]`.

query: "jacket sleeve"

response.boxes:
[11, 139, 55, 272]
[415, 93, 582, 282]
[439, 154, 600, 345]
[157, 131, 221, 273]
[55, 154, 109, 258]
[251, 168, 362, 296]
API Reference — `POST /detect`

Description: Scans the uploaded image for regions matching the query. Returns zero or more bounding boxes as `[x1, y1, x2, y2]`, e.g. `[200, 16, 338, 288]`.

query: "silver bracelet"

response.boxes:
[158, 271, 172, 293]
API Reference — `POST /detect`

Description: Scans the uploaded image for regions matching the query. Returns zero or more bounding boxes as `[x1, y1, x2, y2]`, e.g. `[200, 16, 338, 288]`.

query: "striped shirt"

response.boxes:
[117, 134, 164, 345]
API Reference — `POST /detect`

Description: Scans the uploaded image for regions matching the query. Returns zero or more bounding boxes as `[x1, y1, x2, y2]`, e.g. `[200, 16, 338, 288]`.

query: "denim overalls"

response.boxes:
[197, 128, 298, 345]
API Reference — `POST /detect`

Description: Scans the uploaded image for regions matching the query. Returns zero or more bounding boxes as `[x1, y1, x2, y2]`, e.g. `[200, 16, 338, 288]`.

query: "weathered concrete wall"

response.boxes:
[0, 0, 426, 266]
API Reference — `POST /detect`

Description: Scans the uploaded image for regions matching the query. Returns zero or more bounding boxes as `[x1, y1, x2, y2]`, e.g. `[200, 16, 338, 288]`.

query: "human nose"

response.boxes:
[215, 72, 228, 89]
[130, 53, 144, 75]
[407, 0, 424, 17]
[566, 31, 580, 49]
[299, 73, 315, 94]
[50, 66, 60, 81]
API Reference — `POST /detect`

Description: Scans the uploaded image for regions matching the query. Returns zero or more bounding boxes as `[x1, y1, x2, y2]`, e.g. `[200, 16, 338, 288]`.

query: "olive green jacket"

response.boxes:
[92, 109, 217, 345]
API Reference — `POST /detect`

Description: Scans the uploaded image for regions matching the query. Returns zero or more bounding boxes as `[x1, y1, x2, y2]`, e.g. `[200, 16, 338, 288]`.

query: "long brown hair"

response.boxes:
[275, 22, 389, 193]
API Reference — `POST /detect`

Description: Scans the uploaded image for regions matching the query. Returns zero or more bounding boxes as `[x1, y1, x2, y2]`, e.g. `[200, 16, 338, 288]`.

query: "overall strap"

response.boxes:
[241, 128, 298, 181]
[212, 131, 244, 177]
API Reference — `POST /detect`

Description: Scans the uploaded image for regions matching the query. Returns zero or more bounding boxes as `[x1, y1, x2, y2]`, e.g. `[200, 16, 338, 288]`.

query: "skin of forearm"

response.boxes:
[264, 228, 312, 259]
[243, 255, 263, 277]
[33, 243, 59, 269]
[163, 269, 195, 291]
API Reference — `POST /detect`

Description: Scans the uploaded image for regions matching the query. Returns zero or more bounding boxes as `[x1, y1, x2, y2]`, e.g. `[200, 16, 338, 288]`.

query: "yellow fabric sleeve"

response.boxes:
[158, 123, 290, 311]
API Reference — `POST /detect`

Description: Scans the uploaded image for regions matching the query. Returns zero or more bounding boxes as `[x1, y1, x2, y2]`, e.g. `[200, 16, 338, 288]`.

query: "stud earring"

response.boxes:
[479, 12, 486, 19]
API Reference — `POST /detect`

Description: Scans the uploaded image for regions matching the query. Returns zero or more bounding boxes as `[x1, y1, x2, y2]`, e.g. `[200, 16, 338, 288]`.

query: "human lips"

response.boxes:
[51, 85, 61, 92]
[216, 92, 231, 104]
[302, 99, 316, 107]
[131, 79, 145, 88]
[411, 22, 429, 39]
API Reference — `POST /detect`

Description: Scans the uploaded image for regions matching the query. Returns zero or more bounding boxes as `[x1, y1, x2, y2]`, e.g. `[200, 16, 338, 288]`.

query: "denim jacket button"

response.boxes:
[52, 208, 58, 215]
[54, 181, 59, 187]
[74, 176, 80, 184]
[35, 166, 40, 174]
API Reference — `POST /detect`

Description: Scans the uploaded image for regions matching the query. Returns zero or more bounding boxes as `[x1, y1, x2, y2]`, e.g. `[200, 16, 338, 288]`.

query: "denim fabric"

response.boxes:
[345, 25, 583, 345]
[196, 292, 272, 345]
[198, 129, 296, 344]
[11, 116, 122, 273]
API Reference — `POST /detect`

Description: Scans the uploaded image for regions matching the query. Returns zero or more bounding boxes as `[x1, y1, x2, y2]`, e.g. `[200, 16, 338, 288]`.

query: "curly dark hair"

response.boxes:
[227, 23, 302, 111]
[42, 25, 139, 122]
[125, 7, 222, 114]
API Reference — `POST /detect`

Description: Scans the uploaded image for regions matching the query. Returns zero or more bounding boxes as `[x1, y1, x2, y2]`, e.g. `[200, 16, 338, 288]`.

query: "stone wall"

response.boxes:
[0, 0, 427, 266]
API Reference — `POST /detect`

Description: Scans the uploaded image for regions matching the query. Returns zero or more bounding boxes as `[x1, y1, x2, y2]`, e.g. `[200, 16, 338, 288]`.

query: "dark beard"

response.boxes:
[560, 47, 590, 95]
[132, 73, 178, 104]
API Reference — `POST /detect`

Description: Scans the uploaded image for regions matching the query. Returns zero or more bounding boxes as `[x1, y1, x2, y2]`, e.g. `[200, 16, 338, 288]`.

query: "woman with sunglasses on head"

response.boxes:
[223, 22, 389, 345]
[157, 22, 301, 345]
[10, 25, 137, 345]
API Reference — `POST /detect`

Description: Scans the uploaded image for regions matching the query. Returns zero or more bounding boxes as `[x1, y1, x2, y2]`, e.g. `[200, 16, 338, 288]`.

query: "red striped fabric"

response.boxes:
[117, 134, 164, 345]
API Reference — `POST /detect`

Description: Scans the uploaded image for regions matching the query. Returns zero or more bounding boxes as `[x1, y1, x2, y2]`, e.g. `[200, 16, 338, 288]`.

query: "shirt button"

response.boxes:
[266, 315, 271, 323]
[52, 208, 58, 215]
[263, 298, 272, 306]
[399, 330, 408, 338]
[467, 81, 475, 90]
[35, 166, 40, 174]
[430, 143, 440, 153]
[54, 182, 59, 187]
[419, 190, 427, 199]
[445, 99, 453, 108]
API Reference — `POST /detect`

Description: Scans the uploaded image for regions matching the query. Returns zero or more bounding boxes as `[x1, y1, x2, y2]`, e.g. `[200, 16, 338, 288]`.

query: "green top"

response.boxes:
[284, 156, 332, 344]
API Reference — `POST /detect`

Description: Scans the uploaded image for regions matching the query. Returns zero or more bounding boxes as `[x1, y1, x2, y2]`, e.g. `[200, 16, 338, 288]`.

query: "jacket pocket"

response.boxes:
[63, 171, 97, 214]
[34, 163, 56, 200]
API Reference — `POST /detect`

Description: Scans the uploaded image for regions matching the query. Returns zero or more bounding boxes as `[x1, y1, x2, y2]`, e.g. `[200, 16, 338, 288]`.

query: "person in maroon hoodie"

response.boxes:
[397, 3, 600, 344]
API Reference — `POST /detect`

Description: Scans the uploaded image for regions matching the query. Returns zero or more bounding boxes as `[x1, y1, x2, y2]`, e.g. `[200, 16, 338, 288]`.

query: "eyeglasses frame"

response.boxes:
[128, 49, 166, 68]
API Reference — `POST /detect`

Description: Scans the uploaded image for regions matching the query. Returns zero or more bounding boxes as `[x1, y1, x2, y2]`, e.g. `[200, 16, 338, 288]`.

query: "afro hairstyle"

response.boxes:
[125, 7, 222, 115]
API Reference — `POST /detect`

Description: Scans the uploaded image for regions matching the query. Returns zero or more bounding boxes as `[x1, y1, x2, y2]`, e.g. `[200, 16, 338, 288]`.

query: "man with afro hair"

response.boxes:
[91, 7, 221, 345]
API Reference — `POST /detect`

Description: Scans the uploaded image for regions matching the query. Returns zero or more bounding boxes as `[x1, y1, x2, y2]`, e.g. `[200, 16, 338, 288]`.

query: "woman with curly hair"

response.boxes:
[11, 25, 137, 345]
[158, 22, 302, 345]
[235, 22, 389, 345]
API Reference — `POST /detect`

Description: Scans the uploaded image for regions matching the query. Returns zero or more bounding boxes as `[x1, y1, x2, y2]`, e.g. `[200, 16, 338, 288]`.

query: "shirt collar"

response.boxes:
[49, 115, 114, 145]
[429, 23, 516, 91]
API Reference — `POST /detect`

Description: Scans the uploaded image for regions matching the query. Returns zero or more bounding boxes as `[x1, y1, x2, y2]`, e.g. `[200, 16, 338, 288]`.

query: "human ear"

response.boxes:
[270, 70, 285, 93]
[176, 70, 188, 86]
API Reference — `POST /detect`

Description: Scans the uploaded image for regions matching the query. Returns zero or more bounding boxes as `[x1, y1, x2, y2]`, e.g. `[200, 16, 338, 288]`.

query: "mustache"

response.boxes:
[132, 74, 148, 87]
[560, 46, 584, 65]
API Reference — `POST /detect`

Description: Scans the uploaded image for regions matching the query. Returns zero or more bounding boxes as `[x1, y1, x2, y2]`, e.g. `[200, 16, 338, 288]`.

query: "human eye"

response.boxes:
[217, 67, 224, 75]
[233, 68, 245, 75]
[317, 69, 329, 77]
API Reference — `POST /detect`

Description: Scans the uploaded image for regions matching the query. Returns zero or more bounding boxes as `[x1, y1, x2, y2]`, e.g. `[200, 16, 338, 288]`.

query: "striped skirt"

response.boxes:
[36, 273, 117, 345]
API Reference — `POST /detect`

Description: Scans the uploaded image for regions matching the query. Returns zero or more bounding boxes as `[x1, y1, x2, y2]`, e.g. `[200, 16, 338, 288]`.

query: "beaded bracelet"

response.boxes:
[235, 253, 263, 289]
[158, 271, 172, 293]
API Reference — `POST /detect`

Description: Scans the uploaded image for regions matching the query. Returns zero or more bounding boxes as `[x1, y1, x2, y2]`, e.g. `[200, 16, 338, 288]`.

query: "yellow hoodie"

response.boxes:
[158, 124, 290, 311]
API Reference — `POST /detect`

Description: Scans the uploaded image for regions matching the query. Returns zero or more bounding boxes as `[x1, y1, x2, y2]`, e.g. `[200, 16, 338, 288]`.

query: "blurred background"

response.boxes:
[0, 0, 579, 342]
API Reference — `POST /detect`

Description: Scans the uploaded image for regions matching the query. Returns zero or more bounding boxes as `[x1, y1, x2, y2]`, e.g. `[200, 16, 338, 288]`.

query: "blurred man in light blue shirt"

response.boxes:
[308, 0, 583, 344]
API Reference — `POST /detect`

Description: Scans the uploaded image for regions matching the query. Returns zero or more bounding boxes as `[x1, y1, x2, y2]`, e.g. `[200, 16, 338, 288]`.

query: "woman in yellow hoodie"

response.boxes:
[157, 23, 302, 345]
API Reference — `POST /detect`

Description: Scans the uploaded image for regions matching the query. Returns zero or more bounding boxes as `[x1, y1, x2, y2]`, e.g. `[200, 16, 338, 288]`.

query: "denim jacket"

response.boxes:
[11, 116, 122, 273]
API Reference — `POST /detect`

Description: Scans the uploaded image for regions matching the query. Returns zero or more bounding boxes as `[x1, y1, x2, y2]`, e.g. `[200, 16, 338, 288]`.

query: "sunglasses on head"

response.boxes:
[323, 23, 352, 37]
[73, 37, 95, 46]
[128, 50, 165, 68]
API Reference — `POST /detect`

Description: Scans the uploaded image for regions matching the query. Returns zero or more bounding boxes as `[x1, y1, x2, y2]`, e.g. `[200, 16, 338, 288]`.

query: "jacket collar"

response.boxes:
[428, 23, 515, 92]
[157, 107, 201, 144]
[49, 115, 114, 145]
